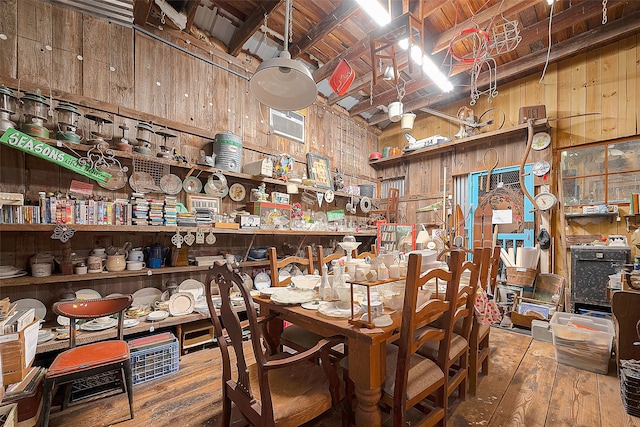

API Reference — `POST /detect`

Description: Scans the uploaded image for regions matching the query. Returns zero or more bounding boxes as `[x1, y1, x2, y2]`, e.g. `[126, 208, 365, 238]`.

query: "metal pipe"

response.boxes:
[133, 25, 250, 81]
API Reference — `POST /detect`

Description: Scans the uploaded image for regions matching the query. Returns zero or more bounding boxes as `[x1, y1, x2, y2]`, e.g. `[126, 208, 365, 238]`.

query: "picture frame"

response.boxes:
[186, 194, 220, 214]
[306, 153, 334, 190]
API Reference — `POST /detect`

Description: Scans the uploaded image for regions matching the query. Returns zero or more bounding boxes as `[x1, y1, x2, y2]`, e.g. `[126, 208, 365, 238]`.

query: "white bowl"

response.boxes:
[290, 275, 321, 290]
[407, 249, 439, 272]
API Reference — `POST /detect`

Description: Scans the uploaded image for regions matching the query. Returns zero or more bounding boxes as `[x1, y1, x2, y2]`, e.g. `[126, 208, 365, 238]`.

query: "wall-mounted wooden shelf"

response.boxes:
[564, 212, 619, 225]
[27, 136, 367, 198]
[368, 119, 549, 169]
[0, 223, 377, 236]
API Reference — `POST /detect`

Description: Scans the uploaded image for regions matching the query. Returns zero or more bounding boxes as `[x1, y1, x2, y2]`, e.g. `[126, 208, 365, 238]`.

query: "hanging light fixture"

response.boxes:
[249, 0, 317, 111]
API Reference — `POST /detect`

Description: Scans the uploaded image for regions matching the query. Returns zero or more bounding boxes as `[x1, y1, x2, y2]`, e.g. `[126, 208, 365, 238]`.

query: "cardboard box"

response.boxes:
[245, 202, 291, 229]
[0, 319, 39, 385]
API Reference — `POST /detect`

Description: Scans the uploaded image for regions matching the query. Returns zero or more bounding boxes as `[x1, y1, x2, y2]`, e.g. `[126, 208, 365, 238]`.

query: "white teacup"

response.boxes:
[126, 261, 146, 271]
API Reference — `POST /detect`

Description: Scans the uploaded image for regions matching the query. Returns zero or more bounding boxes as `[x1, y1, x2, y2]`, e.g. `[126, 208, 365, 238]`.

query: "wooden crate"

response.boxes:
[0, 318, 39, 386]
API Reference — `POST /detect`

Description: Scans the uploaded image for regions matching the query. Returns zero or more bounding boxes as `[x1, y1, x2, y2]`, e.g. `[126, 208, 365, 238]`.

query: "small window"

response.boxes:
[561, 138, 640, 206]
[269, 109, 305, 143]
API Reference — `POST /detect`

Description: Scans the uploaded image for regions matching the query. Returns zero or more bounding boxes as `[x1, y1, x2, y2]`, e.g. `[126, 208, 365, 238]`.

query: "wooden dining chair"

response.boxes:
[317, 244, 343, 269]
[355, 244, 377, 259]
[417, 247, 481, 406]
[268, 246, 324, 353]
[204, 264, 343, 427]
[469, 245, 500, 395]
[370, 187, 400, 223]
[42, 295, 134, 427]
[379, 250, 463, 426]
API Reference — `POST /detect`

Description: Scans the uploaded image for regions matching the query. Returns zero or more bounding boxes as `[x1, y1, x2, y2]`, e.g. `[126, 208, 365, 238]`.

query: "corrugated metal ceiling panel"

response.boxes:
[43, 0, 133, 26]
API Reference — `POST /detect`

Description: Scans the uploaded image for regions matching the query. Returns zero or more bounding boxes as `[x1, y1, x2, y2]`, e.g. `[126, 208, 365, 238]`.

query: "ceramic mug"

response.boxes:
[87, 255, 105, 273]
[126, 261, 146, 271]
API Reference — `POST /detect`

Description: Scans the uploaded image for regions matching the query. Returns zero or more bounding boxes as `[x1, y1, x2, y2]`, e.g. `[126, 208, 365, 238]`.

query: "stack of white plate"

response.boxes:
[0, 265, 27, 279]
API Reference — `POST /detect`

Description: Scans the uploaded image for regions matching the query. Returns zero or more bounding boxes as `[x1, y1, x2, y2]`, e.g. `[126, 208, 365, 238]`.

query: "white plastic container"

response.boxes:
[549, 312, 614, 374]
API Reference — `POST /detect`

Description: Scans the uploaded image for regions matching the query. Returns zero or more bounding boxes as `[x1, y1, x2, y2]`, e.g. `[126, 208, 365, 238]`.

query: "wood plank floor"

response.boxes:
[48, 327, 640, 427]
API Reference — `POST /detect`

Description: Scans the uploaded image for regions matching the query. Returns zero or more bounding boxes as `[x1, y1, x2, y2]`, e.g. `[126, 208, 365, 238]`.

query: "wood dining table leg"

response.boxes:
[348, 338, 386, 427]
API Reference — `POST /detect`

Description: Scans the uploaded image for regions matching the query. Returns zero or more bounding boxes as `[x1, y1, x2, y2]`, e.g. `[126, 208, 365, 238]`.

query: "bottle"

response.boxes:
[320, 263, 331, 301]
[331, 262, 345, 301]
[378, 263, 389, 280]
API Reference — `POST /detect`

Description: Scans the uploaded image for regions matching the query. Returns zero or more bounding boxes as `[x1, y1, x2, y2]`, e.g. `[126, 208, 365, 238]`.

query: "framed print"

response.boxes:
[187, 194, 220, 214]
[306, 153, 334, 190]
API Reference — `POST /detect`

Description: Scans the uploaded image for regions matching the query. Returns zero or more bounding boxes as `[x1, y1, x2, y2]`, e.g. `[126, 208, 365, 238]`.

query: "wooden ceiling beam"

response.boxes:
[133, 0, 153, 26]
[228, 0, 282, 57]
[183, 0, 202, 33]
[312, 36, 370, 82]
[430, 0, 540, 54]
[289, 0, 359, 58]
[368, 8, 640, 125]
[313, 0, 449, 84]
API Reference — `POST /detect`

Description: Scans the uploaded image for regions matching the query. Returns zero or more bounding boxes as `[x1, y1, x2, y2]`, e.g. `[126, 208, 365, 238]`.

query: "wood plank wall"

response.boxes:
[0, 0, 379, 313]
[0, 0, 379, 193]
[379, 34, 640, 277]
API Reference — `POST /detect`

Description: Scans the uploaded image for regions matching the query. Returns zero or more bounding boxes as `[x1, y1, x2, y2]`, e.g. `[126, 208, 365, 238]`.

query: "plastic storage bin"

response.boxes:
[550, 312, 614, 374]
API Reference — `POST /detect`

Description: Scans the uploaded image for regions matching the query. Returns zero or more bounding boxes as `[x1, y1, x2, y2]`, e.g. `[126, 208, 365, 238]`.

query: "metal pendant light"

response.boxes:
[249, 0, 317, 111]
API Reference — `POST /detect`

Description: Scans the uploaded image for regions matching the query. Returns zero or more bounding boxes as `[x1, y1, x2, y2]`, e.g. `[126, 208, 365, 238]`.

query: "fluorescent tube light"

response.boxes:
[355, 0, 391, 26]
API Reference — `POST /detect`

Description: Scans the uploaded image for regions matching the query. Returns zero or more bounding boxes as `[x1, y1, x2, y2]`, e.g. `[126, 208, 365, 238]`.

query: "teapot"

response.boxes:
[128, 248, 144, 262]
[145, 243, 170, 269]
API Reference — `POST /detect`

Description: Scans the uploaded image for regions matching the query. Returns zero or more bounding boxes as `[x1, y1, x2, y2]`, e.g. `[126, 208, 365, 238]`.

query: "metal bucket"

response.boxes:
[213, 131, 242, 172]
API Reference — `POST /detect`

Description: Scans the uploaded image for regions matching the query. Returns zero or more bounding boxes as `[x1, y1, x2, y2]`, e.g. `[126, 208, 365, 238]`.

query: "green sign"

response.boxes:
[0, 128, 111, 182]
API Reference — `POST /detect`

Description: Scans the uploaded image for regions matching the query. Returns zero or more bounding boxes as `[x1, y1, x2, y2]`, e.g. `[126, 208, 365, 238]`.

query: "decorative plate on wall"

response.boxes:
[229, 183, 246, 201]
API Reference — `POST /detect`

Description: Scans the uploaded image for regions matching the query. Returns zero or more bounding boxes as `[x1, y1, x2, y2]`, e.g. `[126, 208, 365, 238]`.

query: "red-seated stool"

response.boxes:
[42, 295, 134, 427]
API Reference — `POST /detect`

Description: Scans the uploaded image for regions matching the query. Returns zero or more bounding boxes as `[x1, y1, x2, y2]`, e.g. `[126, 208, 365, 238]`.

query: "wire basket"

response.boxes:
[620, 360, 640, 416]
[490, 17, 522, 55]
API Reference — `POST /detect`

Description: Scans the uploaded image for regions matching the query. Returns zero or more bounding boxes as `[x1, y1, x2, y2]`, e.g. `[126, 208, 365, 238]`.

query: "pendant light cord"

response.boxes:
[284, 0, 291, 53]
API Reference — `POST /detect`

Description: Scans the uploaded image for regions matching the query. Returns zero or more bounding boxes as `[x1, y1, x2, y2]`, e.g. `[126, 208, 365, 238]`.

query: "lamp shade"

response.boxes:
[249, 51, 318, 111]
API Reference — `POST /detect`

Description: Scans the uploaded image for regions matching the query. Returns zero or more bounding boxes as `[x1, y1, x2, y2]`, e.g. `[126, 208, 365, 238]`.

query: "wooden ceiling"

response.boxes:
[134, 0, 640, 128]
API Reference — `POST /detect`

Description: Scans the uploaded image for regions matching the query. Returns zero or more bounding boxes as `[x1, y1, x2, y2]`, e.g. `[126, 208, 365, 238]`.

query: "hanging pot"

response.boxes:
[400, 112, 416, 130]
[388, 102, 403, 122]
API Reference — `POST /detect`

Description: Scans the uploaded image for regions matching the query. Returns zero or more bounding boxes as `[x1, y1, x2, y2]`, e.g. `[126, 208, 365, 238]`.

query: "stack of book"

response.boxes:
[164, 196, 177, 226]
[131, 193, 149, 226]
[148, 199, 165, 226]
[176, 212, 197, 227]
[195, 208, 213, 225]
[630, 193, 639, 215]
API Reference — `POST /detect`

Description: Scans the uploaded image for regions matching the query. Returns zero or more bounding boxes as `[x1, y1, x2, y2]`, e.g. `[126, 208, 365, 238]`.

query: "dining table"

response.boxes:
[253, 293, 401, 427]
